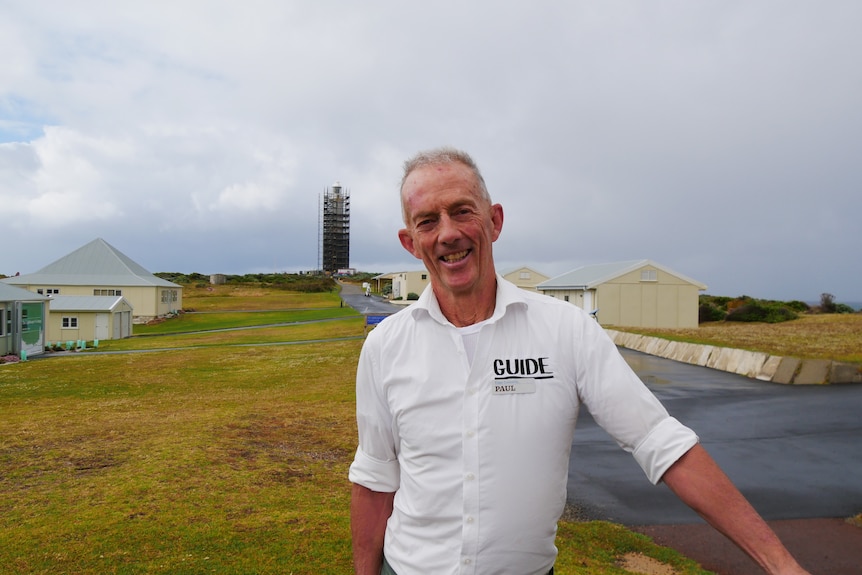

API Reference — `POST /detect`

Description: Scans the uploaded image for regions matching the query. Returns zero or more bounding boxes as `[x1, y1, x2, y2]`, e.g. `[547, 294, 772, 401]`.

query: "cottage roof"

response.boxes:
[2, 238, 180, 288]
[500, 265, 549, 278]
[47, 295, 131, 312]
[537, 259, 707, 290]
[0, 282, 49, 302]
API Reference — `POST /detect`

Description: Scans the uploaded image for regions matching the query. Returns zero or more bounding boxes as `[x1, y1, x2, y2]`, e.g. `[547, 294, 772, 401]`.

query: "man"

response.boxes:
[349, 147, 810, 575]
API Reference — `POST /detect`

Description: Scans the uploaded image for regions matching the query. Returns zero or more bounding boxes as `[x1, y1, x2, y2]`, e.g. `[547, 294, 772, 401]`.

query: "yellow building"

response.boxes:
[537, 260, 707, 328]
[2, 238, 182, 324]
[46, 295, 134, 343]
[501, 266, 550, 292]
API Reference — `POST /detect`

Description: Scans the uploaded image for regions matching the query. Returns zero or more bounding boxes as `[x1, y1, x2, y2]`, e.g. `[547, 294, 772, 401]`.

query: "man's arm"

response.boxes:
[351, 483, 395, 575]
[662, 444, 809, 575]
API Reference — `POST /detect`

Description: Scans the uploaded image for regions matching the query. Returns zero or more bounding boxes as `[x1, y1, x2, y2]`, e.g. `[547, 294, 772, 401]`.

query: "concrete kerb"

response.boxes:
[604, 329, 861, 384]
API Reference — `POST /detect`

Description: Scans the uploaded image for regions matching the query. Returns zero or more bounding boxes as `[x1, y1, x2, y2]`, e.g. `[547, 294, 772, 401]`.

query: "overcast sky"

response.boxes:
[2, 1, 860, 302]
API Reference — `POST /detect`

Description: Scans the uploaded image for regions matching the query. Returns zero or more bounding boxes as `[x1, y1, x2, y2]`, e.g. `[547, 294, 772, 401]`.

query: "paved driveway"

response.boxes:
[338, 281, 403, 316]
[568, 348, 862, 525]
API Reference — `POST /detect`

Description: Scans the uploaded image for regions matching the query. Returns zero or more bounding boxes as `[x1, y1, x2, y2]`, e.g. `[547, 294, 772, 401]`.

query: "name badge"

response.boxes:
[493, 382, 536, 394]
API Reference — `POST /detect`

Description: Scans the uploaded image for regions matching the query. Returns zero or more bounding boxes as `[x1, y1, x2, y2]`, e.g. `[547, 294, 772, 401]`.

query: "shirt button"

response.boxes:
[463, 558, 472, 565]
[466, 473, 475, 480]
[466, 516, 474, 523]
[466, 429, 475, 438]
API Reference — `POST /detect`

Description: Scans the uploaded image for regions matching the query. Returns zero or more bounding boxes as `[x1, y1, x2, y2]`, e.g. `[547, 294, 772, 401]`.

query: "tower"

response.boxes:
[320, 181, 350, 273]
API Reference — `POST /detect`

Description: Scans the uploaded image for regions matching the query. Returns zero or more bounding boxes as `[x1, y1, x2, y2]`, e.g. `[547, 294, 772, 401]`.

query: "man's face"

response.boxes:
[398, 162, 503, 299]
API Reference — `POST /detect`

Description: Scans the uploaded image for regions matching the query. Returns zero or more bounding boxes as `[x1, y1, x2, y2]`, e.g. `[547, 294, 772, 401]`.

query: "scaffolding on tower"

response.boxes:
[319, 181, 351, 273]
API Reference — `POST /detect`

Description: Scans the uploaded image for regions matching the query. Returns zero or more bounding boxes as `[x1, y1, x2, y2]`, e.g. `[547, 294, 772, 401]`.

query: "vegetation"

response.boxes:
[622, 312, 862, 364]
[155, 272, 338, 293]
[0, 282, 715, 574]
[698, 292, 859, 325]
[698, 295, 801, 324]
[819, 292, 856, 314]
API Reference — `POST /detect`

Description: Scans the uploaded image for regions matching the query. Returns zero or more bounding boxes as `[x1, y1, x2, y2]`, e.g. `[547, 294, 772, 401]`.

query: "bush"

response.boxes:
[820, 292, 837, 313]
[407, 292, 420, 300]
[785, 300, 811, 313]
[726, 302, 798, 323]
[699, 304, 727, 323]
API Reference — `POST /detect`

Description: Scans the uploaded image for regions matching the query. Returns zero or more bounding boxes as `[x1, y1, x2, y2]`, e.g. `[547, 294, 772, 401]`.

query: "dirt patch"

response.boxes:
[617, 552, 677, 575]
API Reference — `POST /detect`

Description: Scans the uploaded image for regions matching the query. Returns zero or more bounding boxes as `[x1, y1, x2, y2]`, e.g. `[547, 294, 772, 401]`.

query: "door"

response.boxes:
[95, 313, 109, 340]
[20, 302, 45, 357]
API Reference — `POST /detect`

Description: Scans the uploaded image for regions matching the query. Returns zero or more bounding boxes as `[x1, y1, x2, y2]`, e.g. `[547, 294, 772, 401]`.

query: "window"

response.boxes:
[0, 309, 5, 336]
[161, 290, 178, 303]
[47, 288, 60, 295]
[94, 289, 122, 296]
[62, 316, 78, 329]
[421, 274, 427, 280]
[564, 295, 570, 302]
[520, 271, 531, 280]
[640, 269, 657, 282]
[37, 289, 44, 294]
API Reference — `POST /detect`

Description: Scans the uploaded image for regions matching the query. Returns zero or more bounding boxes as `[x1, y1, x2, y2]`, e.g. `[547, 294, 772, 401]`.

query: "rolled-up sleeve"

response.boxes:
[577, 319, 699, 485]
[348, 332, 400, 492]
[632, 416, 699, 484]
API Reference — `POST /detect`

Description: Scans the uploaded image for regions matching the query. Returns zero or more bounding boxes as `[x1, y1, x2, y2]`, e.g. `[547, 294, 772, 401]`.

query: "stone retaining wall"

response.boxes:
[606, 330, 862, 385]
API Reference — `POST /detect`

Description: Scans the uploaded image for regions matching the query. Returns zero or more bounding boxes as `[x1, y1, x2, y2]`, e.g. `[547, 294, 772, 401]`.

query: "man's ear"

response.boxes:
[398, 228, 420, 259]
[490, 204, 504, 242]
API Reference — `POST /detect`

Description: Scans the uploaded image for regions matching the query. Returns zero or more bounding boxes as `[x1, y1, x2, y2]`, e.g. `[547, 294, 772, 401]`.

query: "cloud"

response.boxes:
[0, 1, 860, 301]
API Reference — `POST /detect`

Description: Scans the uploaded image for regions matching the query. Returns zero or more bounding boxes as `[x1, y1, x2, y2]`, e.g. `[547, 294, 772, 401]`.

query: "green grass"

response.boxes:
[0, 284, 715, 574]
[615, 313, 862, 364]
[134, 307, 359, 336]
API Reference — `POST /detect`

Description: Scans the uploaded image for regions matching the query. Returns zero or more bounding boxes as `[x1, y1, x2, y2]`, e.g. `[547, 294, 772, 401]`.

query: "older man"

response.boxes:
[349, 147, 809, 575]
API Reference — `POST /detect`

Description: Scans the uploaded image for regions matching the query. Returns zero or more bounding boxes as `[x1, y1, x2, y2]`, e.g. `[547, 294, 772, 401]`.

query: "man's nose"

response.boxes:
[437, 214, 461, 244]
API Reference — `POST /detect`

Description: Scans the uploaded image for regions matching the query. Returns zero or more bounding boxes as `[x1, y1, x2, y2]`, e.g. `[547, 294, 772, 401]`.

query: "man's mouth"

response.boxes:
[441, 250, 470, 263]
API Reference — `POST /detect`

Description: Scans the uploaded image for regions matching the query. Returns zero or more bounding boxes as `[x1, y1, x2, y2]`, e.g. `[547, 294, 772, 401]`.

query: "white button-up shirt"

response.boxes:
[349, 277, 698, 575]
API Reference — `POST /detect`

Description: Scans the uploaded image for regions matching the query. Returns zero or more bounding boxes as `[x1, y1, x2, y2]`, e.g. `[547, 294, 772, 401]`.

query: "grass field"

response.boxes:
[1, 283, 724, 574]
[616, 313, 862, 364]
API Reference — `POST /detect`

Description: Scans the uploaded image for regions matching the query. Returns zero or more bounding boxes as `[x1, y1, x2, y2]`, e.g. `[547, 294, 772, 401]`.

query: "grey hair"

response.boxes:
[400, 147, 491, 223]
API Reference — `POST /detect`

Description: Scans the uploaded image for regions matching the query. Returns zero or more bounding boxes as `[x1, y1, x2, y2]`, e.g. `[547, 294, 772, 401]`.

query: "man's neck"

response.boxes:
[435, 280, 497, 328]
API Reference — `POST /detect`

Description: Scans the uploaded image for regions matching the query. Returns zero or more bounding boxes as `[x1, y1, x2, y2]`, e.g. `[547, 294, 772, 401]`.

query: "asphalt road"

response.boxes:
[338, 281, 403, 316]
[568, 348, 862, 525]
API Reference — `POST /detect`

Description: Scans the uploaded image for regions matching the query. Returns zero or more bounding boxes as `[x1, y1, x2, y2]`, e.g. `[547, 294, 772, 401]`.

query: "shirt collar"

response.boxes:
[409, 275, 529, 327]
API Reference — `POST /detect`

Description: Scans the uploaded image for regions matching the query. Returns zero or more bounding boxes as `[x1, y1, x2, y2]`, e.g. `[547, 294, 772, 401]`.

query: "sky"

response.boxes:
[2, 1, 860, 303]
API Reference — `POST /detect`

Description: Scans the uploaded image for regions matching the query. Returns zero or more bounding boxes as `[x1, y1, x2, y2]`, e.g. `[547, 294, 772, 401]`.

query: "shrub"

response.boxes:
[726, 302, 798, 323]
[407, 292, 420, 300]
[699, 304, 727, 323]
[700, 295, 733, 308]
[785, 300, 811, 313]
